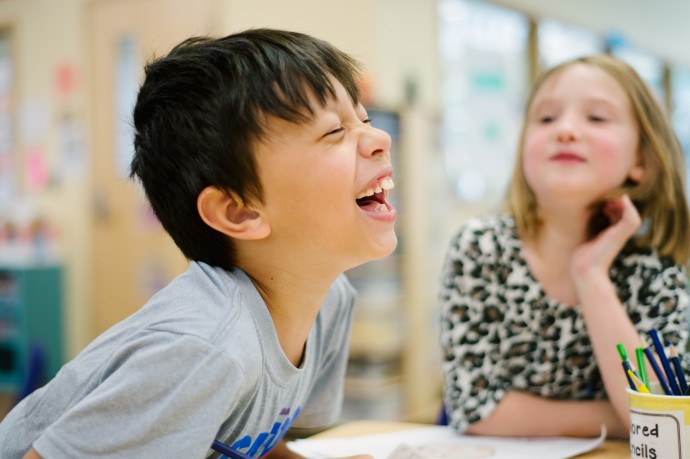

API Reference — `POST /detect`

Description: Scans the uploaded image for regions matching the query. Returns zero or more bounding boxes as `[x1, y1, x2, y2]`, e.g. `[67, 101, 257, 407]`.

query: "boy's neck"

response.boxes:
[241, 262, 340, 367]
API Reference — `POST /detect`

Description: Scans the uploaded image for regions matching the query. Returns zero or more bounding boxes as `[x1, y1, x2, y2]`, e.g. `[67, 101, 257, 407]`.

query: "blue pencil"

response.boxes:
[621, 360, 637, 390]
[212, 440, 253, 459]
[667, 341, 689, 395]
[649, 329, 681, 395]
[642, 341, 673, 395]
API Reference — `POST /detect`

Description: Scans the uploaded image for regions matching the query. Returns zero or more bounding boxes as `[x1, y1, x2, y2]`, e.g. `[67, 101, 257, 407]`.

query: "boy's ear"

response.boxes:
[197, 186, 270, 240]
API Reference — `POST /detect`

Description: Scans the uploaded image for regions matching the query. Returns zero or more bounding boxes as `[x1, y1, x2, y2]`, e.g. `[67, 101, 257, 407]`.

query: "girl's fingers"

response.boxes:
[603, 195, 640, 231]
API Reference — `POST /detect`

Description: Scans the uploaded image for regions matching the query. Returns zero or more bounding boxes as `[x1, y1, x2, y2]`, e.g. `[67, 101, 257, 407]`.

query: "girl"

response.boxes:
[439, 55, 690, 438]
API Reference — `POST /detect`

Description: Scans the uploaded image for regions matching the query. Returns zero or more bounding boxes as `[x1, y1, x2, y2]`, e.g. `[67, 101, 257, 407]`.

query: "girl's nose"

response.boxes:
[555, 117, 580, 143]
[359, 125, 392, 158]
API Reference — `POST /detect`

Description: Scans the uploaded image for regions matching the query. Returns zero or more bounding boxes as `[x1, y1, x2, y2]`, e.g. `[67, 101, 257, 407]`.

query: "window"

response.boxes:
[438, 0, 529, 204]
[609, 39, 666, 106]
[0, 30, 13, 202]
[671, 66, 690, 193]
[538, 19, 604, 70]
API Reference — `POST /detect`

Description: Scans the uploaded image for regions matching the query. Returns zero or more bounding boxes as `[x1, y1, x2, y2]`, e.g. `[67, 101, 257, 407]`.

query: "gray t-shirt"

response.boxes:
[0, 261, 356, 458]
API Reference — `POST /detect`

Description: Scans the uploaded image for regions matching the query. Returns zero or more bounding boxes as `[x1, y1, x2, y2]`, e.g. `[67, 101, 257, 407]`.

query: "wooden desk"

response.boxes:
[311, 421, 629, 458]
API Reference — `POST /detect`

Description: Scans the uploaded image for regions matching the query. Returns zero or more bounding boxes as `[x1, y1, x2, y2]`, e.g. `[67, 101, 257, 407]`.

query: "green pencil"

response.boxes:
[636, 347, 649, 387]
[617, 343, 641, 380]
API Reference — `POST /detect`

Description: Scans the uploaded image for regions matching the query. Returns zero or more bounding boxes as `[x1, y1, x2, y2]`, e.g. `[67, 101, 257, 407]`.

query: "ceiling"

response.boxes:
[491, 0, 690, 69]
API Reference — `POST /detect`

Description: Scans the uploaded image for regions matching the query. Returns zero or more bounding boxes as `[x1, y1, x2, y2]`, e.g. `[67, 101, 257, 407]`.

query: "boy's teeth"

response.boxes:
[380, 177, 395, 190]
[357, 188, 375, 199]
[375, 204, 388, 212]
[356, 176, 395, 199]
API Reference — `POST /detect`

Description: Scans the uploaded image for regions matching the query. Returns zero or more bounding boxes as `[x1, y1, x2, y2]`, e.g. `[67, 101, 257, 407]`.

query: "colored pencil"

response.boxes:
[641, 339, 673, 395]
[616, 343, 641, 380]
[649, 329, 681, 395]
[628, 369, 650, 393]
[635, 347, 649, 388]
[667, 341, 689, 395]
[621, 360, 636, 390]
[211, 440, 253, 459]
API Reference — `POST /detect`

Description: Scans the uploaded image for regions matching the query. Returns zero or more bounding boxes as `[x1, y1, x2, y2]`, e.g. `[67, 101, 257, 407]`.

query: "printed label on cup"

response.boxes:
[628, 386, 690, 459]
[629, 409, 685, 458]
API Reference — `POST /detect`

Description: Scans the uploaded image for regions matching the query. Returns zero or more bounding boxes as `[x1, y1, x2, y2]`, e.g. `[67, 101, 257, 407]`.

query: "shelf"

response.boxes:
[342, 373, 405, 421]
[349, 319, 402, 361]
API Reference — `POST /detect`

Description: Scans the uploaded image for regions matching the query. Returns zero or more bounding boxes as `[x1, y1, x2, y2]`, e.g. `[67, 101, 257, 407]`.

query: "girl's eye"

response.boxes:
[589, 115, 607, 122]
[539, 116, 554, 123]
[362, 118, 372, 124]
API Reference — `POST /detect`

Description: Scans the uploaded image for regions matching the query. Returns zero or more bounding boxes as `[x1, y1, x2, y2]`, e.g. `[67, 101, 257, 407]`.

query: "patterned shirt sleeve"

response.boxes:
[439, 219, 513, 432]
[617, 251, 690, 370]
[440, 225, 690, 432]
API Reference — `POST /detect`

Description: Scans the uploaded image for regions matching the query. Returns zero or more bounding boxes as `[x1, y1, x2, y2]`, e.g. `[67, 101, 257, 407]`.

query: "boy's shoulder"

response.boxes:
[127, 262, 263, 348]
[152, 262, 244, 311]
[158, 263, 355, 337]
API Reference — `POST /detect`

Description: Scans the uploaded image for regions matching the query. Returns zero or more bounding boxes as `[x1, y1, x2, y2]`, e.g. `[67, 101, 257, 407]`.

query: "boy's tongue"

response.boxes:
[357, 195, 388, 212]
[356, 177, 394, 211]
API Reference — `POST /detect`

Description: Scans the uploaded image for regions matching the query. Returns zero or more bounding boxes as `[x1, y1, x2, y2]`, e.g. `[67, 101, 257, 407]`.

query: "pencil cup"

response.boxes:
[627, 383, 690, 458]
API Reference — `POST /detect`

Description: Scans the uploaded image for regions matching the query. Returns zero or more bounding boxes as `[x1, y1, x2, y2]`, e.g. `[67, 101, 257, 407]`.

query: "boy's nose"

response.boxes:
[359, 126, 392, 158]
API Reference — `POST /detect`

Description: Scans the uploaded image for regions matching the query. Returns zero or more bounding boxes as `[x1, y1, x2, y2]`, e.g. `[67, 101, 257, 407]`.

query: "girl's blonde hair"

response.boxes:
[504, 54, 690, 265]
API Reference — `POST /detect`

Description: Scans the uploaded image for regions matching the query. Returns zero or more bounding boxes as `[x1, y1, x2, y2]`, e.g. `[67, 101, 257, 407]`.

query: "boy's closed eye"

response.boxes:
[323, 126, 345, 138]
[321, 117, 372, 138]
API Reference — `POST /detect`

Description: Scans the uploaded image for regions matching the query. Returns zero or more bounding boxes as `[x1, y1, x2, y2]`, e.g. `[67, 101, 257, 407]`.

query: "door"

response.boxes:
[86, 0, 214, 336]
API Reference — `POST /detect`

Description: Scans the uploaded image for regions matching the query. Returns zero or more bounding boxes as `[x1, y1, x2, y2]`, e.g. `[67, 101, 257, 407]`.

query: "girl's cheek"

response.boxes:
[522, 155, 539, 188]
[522, 125, 546, 150]
[590, 135, 627, 164]
[522, 134, 544, 165]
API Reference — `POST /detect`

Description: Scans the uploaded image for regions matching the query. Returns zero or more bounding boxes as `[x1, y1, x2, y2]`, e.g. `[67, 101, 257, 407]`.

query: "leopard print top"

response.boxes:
[439, 215, 690, 432]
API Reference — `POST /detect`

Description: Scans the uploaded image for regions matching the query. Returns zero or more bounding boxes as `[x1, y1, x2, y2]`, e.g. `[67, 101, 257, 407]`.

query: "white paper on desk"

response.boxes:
[288, 425, 607, 459]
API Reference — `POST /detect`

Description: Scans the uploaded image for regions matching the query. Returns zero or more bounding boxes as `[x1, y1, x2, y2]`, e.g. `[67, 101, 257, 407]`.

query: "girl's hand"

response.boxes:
[570, 194, 641, 282]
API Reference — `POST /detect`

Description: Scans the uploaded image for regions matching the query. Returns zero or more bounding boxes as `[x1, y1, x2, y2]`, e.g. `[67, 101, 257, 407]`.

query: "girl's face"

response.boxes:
[522, 63, 644, 209]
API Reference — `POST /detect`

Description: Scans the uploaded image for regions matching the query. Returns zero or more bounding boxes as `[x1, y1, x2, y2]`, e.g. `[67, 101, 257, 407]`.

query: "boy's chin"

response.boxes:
[344, 233, 397, 270]
[369, 235, 398, 260]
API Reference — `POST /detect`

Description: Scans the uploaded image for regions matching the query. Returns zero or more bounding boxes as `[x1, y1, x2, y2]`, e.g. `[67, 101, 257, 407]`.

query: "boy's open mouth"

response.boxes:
[356, 176, 394, 212]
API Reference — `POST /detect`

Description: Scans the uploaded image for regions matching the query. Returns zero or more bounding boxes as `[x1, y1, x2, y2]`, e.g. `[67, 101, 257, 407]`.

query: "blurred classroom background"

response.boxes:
[1, 0, 689, 424]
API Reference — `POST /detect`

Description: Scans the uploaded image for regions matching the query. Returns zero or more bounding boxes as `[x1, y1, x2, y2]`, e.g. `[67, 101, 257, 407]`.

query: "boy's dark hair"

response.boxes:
[130, 29, 361, 270]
